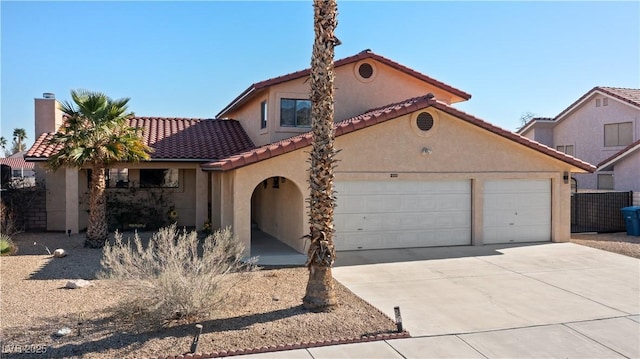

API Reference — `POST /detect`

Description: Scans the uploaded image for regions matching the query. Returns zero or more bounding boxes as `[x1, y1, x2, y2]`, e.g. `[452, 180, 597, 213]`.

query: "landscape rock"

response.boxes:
[65, 279, 94, 289]
[55, 327, 72, 337]
[53, 248, 67, 258]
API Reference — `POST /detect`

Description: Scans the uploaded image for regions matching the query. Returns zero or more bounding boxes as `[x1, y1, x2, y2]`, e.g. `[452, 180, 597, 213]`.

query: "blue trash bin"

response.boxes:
[620, 206, 640, 236]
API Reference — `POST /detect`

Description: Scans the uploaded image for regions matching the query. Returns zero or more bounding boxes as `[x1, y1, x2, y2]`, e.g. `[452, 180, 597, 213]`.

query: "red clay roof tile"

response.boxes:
[0, 155, 34, 170]
[25, 117, 255, 162]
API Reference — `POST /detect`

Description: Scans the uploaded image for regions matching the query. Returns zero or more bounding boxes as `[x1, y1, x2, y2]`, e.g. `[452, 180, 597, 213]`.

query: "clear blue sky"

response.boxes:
[1, 1, 638, 151]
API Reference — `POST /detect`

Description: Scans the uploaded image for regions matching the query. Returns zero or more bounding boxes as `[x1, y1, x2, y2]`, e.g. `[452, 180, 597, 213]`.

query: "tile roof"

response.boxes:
[25, 117, 255, 162]
[0, 154, 34, 169]
[216, 50, 472, 118]
[597, 139, 640, 171]
[202, 94, 595, 173]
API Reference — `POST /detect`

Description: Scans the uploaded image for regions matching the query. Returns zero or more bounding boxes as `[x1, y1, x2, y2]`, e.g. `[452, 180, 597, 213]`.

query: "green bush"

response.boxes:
[0, 234, 17, 256]
[100, 224, 257, 328]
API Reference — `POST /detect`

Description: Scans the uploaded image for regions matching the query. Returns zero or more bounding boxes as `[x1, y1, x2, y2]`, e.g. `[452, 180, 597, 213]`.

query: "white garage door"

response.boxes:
[483, 179, 551, 244]
[334, 180, 471, 250]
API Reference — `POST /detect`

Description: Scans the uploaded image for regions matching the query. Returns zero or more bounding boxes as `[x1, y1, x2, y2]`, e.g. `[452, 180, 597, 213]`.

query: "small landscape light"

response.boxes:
[190, 323, 203, 353]
[394, 306, 403, 332]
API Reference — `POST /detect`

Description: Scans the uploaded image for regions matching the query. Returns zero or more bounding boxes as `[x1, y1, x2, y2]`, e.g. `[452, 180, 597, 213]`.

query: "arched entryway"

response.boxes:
[250, 176, 306, 255]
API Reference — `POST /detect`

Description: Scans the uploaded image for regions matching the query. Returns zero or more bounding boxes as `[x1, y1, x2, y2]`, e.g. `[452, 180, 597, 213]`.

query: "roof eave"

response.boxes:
[216, 86, 256, 118]
[597, 141, 640, 171]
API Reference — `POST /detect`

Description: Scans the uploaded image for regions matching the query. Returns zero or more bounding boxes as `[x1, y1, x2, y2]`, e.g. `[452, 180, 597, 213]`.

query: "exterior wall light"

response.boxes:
[563, 172, 569, 184]
[421, 147, 432, 155]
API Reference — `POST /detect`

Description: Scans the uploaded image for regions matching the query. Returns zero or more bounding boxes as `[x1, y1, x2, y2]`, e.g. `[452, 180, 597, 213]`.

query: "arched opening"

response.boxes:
[250, 176, 306, 256]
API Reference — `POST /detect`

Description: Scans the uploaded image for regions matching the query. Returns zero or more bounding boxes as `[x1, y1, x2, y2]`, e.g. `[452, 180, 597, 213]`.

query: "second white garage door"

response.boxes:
[483, 179, 551, 244]
[334, 180, 471, 250]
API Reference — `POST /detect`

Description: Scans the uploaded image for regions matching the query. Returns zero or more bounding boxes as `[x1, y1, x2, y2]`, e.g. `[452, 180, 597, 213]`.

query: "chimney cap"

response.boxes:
[42, 93, 55, 99]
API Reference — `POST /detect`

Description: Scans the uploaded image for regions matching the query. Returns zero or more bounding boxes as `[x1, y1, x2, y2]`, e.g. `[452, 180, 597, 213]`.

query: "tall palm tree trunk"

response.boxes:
[86, 166, 108, 247]
[303, 0, 339, 312]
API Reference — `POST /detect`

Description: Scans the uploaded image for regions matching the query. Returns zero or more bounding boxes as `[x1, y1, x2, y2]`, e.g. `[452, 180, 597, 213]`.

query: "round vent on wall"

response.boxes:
[416, 112, 434, 131]
[358, 63, 374, 79]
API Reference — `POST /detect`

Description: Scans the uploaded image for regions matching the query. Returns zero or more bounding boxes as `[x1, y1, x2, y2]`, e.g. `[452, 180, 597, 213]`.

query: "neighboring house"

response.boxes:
[26, 50, 594, 255]
[518, 87, 640, 204]
[0, 152, 36, 187]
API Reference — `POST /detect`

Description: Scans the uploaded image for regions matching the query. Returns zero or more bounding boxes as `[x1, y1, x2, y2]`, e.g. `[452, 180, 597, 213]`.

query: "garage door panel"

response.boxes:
[483, 179, 551, 244]
[335, 180, 471, 250]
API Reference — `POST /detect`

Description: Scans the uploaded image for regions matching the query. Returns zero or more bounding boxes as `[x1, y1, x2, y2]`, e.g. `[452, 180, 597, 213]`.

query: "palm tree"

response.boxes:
[12, 128, 27, 154]
[0, 137, 7, 156]
[47, 90, 152, 248]
[303, 0, 339, 312]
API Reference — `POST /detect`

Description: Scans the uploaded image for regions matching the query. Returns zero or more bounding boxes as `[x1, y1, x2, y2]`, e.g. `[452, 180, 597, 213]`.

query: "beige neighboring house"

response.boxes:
[26, 50, 594, 255]
[518, 87, 640, 205]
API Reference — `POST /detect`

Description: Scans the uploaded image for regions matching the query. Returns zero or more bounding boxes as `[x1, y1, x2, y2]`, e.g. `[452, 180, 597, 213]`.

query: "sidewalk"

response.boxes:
[243, 242, 640, 358]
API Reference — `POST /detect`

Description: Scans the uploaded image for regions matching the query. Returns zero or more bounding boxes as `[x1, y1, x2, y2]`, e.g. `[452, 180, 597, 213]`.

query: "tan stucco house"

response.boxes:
[26, 50, 595, 255]
[518, 87, 639, 205]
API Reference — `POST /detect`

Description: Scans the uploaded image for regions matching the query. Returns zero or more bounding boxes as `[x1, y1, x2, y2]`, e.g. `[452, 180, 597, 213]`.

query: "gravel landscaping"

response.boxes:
[0, 232, 400, 359]
[570, 232, 640, 259]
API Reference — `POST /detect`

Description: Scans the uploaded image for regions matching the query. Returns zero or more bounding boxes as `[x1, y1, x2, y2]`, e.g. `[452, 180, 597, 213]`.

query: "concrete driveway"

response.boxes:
[245, 242, 639, 358]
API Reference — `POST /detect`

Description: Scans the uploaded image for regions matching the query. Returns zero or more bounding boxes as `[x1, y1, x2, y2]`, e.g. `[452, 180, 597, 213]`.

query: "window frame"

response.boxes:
[597, 174, 614, 190]
[604, 122, 633, 147]
[139, 168, 180, 188]
[260, 100, 267, 129]
[279, 98, 312, 128]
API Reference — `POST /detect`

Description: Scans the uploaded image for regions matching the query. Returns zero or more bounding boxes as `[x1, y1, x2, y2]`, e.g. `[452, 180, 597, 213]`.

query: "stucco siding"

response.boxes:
[225, 58, 465, 146]
[553, 94, 639, 190]
[226, 107, 577, 255]
[45, 170, 66, 231]
[614, 153, 640, 192]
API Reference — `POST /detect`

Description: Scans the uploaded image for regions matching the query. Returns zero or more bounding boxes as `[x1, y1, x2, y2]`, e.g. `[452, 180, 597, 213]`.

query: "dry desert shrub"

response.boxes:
[100, 224, 257, 328]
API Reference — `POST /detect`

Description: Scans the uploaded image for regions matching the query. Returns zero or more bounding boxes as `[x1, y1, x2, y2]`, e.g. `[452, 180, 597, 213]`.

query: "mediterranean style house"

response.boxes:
[518, 87, 639, 205]
[26, 50, 595, 255]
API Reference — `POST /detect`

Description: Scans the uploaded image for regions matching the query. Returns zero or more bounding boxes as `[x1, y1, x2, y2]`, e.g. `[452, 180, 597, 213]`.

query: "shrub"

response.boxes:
[100, 224, 257, 328]
[0, 233, 17, 256]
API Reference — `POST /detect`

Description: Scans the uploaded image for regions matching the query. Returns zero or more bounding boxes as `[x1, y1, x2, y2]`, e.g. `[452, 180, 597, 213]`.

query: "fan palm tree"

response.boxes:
[0, 137, 7, 156]
[12, 128, 27, 154]
[47, 90, 152, 248]
[303, 0, 340, 311]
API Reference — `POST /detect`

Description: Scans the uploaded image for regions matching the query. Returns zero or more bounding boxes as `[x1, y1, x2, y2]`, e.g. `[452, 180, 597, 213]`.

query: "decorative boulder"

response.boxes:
[53, 248, 67, 258]
[65, 279, 94, 289]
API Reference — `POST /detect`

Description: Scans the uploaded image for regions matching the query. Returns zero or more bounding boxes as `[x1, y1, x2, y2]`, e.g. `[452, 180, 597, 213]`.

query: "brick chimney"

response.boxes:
[34, 93, 63, 136]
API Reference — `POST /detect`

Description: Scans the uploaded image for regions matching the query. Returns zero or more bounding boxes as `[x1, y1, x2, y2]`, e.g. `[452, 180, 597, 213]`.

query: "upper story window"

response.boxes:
[140, 169, 179, 188]
[280, 99, 311, 127]
[596, 99, 601, 107]
[603, 98, 608, 106]
[604, 122, 633, 147]
[260, 101, 267, 129]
